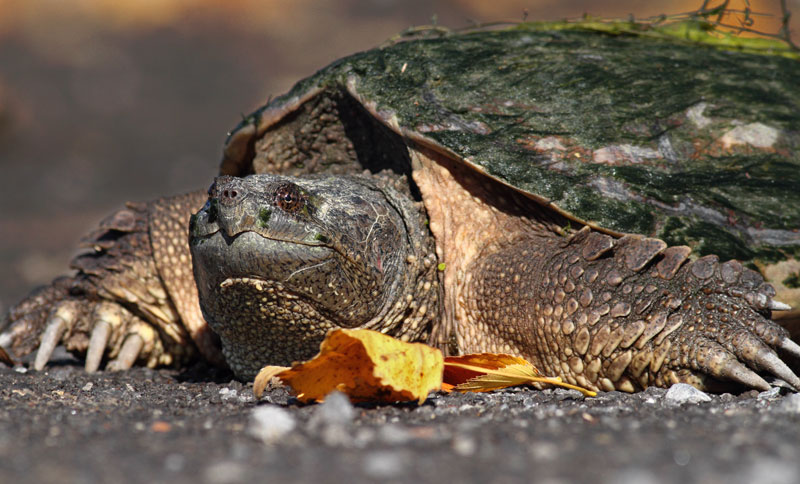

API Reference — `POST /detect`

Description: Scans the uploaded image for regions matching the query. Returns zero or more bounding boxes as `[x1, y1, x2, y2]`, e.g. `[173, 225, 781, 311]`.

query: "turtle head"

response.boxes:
[189, 174, 433, 378]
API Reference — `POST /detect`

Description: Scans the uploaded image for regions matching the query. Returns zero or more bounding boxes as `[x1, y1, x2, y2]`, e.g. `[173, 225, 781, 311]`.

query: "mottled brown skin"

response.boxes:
[0, 193, 218, 371]
[190, 174, 439, 379]
[188, 148, 796, 392]
[1, 88, 797, 393]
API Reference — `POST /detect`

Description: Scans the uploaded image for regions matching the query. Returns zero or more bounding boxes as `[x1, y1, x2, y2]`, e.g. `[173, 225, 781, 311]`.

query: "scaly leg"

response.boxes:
[463, 227, 800, 392]
[0, 191, 221, 371]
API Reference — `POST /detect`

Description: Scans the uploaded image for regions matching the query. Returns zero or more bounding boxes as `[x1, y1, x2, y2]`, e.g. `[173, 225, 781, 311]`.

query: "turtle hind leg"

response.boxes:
[0, 191, 215, 371]
[461, 228, 799, 392]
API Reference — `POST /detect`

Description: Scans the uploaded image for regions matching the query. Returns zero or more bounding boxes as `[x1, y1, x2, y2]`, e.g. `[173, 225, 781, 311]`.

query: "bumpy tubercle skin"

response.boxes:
[1, 87, 795, 391]
[0, 191, 220, 371]
[190, 174, 440, 380]
[191, 155, 792, 392]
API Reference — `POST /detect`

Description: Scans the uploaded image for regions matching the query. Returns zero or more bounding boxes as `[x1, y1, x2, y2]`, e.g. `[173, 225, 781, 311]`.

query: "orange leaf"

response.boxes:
[444, 353, 596, 397]
[253, 328, 443, 404]
[253, 365, 290, 398]
[0, 346, 14, 367]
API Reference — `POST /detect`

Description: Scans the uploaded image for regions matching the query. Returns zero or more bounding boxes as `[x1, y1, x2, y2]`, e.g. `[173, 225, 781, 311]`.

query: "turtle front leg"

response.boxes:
[0, 192, 222, 371]
[462, 227, 800, 392]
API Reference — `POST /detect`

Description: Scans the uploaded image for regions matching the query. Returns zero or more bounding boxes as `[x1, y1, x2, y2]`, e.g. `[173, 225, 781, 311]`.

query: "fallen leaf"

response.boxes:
[0, 346, 14, 367]
[253, 328, 443, 404]
[444, 353, 596, 397]
[253, 365, 290, 398]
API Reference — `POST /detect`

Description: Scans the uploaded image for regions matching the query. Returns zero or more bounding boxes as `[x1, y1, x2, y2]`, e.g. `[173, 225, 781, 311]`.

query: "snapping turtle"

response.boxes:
[3, 22, 800, 392]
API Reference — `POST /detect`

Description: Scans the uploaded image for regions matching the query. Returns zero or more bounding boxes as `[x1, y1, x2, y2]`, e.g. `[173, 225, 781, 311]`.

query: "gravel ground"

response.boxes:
[3, 349, 800, 484]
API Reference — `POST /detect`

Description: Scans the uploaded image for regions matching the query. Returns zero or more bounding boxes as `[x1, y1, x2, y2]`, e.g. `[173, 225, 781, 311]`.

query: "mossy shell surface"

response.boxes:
[222, 23, 800, 304]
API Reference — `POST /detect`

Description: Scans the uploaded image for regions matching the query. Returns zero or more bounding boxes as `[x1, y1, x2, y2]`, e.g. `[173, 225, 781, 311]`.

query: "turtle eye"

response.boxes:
[275, 183, 307, 213]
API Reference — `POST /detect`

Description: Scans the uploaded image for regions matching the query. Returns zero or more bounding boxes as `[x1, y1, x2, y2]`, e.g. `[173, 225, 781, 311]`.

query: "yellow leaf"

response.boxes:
[444, 353, 596, 397]
[0, 346, 14, 367]
[253, 328, 443, 404]
[253, 365, 290, 398]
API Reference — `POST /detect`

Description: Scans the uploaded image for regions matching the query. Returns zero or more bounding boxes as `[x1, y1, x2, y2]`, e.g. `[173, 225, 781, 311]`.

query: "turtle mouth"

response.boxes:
[189, 197, 330, 249]
[192, 225, 329, 250]
[191, 230, 336, 294]
[190, 230, 352, 378]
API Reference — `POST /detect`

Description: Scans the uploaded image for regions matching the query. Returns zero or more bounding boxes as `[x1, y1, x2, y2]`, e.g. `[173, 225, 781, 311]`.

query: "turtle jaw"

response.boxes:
[188, 172, 439, 379]
[190, 228, 354, 378]
[187, 173, 404, 379]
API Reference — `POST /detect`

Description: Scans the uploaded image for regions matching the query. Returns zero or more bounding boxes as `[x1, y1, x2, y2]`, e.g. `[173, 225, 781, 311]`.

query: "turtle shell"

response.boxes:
[221, 21, 800, 309]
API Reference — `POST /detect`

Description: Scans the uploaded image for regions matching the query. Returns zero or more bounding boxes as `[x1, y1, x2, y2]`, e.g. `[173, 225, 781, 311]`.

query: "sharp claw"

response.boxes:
[779, 338, 800, 360]
[0, 332, 13, 348]
[0, 331, 12, 349]
[106, 334, 143, 371]
[34, 316, 66, 371]
[85, 320, 111, 373]
[717, 357, 771, 391]
[769, 300, 793, 312]
[754, 349, 800, 390]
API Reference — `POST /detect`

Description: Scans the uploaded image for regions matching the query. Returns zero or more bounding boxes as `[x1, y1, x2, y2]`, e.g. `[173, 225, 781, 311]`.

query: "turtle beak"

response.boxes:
[211, 176, 264, 239]
[193, 176, 261, 241]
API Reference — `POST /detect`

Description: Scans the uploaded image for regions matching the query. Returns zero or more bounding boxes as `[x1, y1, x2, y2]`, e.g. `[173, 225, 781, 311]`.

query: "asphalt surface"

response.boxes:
[2, 348, 800, 484]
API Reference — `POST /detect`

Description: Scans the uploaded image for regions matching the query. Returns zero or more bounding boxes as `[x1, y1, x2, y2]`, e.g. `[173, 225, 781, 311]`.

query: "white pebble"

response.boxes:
[219, 387, 238, 402]
[248, 405, 296, 444]
[757, 387, 781, 401]
[664, 383, 711, 405]
[310, 391, 355, 427]
[308, 391, 356, 446]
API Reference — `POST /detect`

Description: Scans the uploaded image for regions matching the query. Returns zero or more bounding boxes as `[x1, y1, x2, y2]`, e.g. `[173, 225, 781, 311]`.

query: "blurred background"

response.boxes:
[0, 0, 797, 311]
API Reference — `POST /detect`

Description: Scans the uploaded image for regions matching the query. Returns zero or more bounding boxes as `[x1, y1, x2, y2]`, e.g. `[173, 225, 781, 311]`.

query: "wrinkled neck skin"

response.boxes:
[189, 173, 438, 379]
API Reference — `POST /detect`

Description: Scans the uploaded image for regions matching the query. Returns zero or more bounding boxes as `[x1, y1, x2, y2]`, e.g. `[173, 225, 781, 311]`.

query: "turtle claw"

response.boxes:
[0, 332, 12, 350]
[754, 348, 800, 391]
[106, 334, 144, 371]
[779, 338, 800, 360]
[769, 300, 793, 312]
[34, 307, 71, 371]
[85, 320, 111, 373]
[1, 282, 172, 372]
[717, 356, 771, 391]
[669, 255, 800, 392]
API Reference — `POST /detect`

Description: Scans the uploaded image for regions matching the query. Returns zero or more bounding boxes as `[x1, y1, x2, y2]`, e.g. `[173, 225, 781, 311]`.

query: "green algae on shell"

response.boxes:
[221, 20, 800, 308]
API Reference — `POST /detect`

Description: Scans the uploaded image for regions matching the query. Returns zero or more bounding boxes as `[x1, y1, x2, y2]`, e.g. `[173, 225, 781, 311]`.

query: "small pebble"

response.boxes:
[664, 383, 711, 405]
[218, 387, 238, 402]
[248, 405, 296, 444]
[451, 436, 476, 456]
[757, 387, 781, 401]
[308, 391, 355, 446]
[309, 391, 355, 428]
